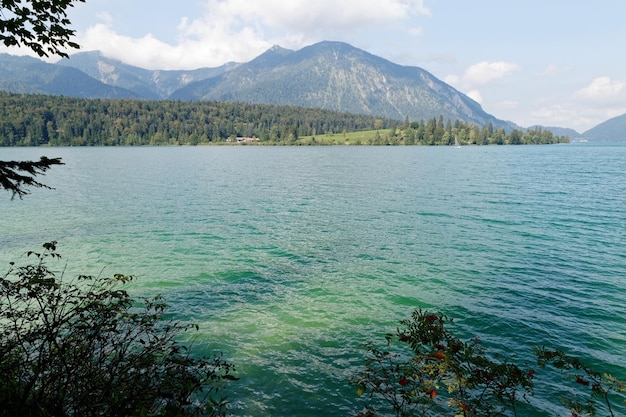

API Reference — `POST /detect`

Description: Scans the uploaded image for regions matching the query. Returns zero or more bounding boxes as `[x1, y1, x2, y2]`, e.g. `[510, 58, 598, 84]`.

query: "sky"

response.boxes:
[4, 0, 626, 133]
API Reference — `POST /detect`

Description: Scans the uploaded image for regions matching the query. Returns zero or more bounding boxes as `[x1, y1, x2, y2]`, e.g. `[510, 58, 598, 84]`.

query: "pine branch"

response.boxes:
[0, 156, 64, 199]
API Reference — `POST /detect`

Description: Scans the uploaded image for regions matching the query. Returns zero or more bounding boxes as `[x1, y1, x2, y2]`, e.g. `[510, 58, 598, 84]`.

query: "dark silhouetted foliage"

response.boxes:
[0, 0, 84, 58]
[0, 156, 63, 199]
[0, 242, 236, 417]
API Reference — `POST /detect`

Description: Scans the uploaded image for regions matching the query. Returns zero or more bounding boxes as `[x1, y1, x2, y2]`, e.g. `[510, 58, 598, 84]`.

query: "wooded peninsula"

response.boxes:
[0, 93, 569, 146]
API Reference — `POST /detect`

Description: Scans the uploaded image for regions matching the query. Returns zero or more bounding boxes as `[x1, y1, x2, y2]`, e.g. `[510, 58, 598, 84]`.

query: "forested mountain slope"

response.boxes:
[0, 42, 514, 130]
[170, 41, 509, 129]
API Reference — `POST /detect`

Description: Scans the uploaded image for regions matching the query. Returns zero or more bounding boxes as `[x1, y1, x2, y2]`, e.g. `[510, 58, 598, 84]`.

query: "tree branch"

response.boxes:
[0, 156, 64, 199]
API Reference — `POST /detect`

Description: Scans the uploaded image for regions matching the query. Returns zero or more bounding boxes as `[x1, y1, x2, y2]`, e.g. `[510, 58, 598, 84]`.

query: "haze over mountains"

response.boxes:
[0, 41, 623, 140]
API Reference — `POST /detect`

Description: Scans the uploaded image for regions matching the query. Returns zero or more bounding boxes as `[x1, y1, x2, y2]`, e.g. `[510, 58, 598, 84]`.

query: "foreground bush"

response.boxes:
[534, 347, 626, 417]
[0, 242, 236, 417]
[352, 310, 535, 417]
[352, 309, 625, 417]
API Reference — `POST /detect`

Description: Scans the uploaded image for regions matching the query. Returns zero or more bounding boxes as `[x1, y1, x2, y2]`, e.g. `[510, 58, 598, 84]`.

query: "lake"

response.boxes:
[1, 144, 625, 416]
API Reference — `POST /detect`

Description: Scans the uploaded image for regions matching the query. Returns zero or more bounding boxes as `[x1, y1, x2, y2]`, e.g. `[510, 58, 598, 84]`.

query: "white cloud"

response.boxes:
[73, 0, 430, 69]
[78, 24, 253, 70]
[463, 61, 520, 86]
[466, 89, 482, 103]
[183, 0, 431, 51]
[508, 78, 625, 131]
[575, 76, 625, 102]
[528, 99, 626, 133]
[443, 61, 520, 115]
[539, 76, 626, 131]
[444, 74, 460, 86]
[198, 0, 428, 32]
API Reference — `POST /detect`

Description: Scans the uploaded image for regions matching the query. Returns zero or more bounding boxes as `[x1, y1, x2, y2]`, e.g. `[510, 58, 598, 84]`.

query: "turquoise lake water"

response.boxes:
[1, 144, 625, 416]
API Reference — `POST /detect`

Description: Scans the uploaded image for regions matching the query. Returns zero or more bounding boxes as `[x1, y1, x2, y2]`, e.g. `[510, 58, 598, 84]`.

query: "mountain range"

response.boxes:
[0, 41, 512, 129]
[0, 40, 624, 139]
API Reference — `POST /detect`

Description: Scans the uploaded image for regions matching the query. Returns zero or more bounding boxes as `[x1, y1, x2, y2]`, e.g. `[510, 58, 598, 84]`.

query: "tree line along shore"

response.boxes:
[0, 93, 568, 146]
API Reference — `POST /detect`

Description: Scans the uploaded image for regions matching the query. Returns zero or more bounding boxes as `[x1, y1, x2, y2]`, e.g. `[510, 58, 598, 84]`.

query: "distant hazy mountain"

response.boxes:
[0, 53, 138, 98]
[56, 51, 238, 99]
[582, 113, 626, 141]
[170, 41, 510, 128]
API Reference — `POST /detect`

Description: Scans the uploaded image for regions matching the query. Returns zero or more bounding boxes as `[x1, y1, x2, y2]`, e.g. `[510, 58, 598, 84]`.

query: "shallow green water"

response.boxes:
[1, 145, 625, 416]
